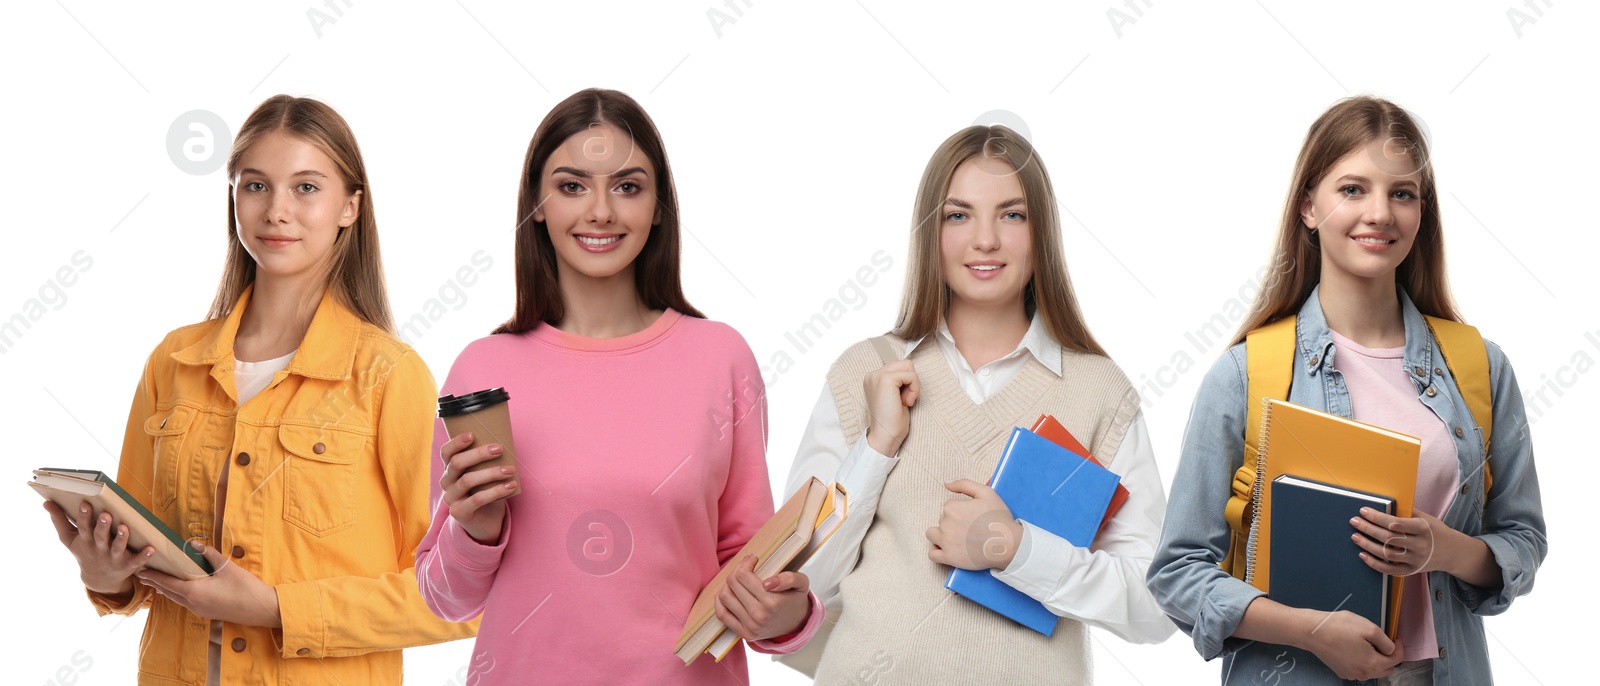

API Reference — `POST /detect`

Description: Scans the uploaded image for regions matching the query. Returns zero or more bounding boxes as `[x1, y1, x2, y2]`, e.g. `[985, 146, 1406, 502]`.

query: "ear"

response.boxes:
[653, 204, 662, 227]
[1298, 190, 1317, 230]
[339, 189, 362, 229]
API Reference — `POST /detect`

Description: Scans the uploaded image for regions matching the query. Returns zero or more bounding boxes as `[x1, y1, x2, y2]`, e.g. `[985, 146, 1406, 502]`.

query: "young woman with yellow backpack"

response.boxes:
[1146, 96, 1547, 685]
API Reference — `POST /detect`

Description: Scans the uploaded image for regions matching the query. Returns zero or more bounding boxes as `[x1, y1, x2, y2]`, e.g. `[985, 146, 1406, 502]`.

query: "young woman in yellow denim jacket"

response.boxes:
[42, 95, 476, 685]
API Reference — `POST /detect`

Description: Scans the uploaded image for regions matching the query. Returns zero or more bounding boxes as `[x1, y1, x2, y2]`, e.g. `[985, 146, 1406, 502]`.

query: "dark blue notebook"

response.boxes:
[1269, 475, 1397, 630]
[944, 427, 1120, 636]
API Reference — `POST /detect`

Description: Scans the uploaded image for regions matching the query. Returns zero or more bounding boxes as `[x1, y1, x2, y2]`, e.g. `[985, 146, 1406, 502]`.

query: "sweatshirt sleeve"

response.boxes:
[414, 349, 510, 622]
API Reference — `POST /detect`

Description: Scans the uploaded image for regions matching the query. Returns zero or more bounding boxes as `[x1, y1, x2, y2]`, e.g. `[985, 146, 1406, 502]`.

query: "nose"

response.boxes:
[972, 216, 1000, 251]
[585, 189, 615, 226]
[265, 189, 291, 225]
[1363, 195, 1394, 226]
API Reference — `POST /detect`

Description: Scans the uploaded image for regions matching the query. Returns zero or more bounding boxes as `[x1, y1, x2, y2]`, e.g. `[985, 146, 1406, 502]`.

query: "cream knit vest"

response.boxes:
[812, 335, 1139, 685]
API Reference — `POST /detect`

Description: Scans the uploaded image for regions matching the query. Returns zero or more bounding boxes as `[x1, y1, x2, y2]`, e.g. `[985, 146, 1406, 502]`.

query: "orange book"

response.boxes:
[673, 477, 829, 665]
[1030, 415, 1128, 535]
[1249, 399, 1419, 640]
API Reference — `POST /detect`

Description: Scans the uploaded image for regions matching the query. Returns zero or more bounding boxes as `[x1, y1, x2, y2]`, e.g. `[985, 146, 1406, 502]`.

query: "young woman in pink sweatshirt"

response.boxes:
[414, 88, 821, 685]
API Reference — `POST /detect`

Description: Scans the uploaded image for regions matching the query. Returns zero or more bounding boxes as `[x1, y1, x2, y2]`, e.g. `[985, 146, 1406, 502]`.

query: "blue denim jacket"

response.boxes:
[1146, 287, 1546, 685]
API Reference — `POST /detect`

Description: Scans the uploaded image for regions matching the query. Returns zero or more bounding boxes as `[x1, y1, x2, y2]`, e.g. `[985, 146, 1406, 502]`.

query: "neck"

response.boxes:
[555, 266, 661, 338]
[1317, 264, 1404, 348]
[945, 296, 1030, 370]
[236, 274, 325, 362]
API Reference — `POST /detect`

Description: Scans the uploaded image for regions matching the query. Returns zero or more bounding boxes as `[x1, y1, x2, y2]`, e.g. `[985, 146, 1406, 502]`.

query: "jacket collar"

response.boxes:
[171, 284, 362, 381]
[1296, 284, 1437, 389]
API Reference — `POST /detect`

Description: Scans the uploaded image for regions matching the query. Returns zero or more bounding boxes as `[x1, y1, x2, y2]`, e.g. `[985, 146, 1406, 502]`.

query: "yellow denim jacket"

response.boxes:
[89, 285, 477, 685]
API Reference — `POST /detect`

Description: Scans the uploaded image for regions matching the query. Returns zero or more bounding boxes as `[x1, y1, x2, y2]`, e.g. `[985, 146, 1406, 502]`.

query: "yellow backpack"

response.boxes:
[1219, 315, 1494, 579]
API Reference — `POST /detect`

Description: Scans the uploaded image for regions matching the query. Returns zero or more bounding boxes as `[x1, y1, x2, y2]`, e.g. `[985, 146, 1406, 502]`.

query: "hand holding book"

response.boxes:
[42, 500, 157, 600]
[136, 544, 284, 628]
[926, 479, 1024, 571]
[711, 554, 812, 642]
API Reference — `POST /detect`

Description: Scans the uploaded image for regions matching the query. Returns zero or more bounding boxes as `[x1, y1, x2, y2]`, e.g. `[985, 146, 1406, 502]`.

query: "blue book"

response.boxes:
[1269, 475, 1396, 631]
[944, 427, 1120, 636]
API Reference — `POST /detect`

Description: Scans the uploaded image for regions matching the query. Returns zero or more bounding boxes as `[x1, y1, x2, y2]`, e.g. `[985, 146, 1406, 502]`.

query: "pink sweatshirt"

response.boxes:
[415, 310, 821, 685]
[1330, 330, 1459, 662]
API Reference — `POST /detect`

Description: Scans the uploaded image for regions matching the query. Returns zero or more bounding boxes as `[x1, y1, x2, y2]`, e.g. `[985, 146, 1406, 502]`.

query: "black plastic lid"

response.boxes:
[437, 387, 510, 417]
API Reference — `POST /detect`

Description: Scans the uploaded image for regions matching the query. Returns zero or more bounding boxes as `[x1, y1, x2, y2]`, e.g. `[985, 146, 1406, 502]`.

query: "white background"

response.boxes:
[3, 1, 1594, 684]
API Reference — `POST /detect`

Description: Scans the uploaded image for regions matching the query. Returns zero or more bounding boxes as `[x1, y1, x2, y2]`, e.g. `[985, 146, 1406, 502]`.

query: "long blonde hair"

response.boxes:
[893, 125, 1106, 356]
[207, 95, 394, 332]
[1230, 96, 1460, 347]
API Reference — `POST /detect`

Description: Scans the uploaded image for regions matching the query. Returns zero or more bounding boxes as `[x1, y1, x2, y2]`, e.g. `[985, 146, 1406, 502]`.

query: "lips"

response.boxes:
[258, 235, 297, 248]
[574, 234, 624, 254]
[966, 261, 1004, 280]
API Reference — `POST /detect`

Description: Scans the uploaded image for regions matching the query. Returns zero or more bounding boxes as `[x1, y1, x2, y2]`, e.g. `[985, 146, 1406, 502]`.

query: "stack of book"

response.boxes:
[943, 415, 1126, 636]
[674, 476, 848, 665]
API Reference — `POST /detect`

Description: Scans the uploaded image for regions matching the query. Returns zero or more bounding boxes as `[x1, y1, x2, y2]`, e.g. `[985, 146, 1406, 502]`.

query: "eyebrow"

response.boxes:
[944, 197, 1027, 210]
[550, 166, 650, 179]
[1336, 174, 1418, 188]
[238, 168, 329, 179]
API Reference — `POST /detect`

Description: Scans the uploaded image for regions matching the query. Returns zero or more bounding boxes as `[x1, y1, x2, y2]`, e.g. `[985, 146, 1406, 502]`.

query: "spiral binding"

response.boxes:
[1242, 395, 1274, 585]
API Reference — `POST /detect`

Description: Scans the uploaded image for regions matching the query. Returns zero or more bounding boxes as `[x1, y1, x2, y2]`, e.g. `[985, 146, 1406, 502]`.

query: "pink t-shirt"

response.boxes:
[414, 310, 821, 685]
[1329, 330, 1458, 662]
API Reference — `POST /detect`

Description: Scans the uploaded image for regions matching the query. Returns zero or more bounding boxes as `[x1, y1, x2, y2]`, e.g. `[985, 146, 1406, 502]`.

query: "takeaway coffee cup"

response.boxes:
[437, 388, 521, 496]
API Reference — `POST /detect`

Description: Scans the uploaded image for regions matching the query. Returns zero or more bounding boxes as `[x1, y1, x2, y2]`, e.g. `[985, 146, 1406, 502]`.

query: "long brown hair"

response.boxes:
[495, 88, 702, 334]
[1230, 96, 1460, 346]
[208, 95, 393, 332]
[892, 125, 1106, 356]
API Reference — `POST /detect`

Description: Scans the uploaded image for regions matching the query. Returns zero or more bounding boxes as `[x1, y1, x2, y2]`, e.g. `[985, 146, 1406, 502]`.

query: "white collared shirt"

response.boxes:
[784, 313, 1176, 644]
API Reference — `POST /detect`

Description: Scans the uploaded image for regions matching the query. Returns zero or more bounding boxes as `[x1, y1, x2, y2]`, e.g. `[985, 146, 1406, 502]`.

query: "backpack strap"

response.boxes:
[1221, 316, 1296, 578]
[1424, 316, 1495, 494]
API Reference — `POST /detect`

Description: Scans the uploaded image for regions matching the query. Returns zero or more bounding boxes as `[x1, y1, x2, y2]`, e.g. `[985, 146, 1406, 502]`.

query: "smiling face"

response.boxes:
[231, 130, 360, 286]
[938, 155, 1035, 314]
[1302, 139, 1425, 284]
[533, 123, 659, 285]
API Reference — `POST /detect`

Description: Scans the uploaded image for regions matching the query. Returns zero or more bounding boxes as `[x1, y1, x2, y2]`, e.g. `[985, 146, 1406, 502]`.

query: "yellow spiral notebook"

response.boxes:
[1248, 399, 1419, 640]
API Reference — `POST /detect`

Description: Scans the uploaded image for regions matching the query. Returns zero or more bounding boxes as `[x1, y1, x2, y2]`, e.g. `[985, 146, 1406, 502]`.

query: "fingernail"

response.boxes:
[488, 445, 502, 456]
[1360, 507, 1373, 515]
[80, 504, 89, 513]
[500, 466, 511, 474]
[1350, 517, 1361, 525]
[462, 432, 474, 442]
[504, 482, 515, 489]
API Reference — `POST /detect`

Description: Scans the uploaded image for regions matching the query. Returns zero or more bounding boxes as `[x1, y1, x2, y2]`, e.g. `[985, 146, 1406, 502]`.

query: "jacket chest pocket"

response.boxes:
[279, 424, 367, 537]
[143, 407, 195, 512]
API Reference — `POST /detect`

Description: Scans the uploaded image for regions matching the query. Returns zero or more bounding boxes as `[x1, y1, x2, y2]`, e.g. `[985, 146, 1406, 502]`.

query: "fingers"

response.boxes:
[109, 523, 131, 558]
[899, 371, 920, 407]
[446, 444, 506, 483]
[763, 571, 808, 594]
[196, 543, 229, 572]
[726, 572, 768, 631]
[713, 593, 749, 640]
[449, 485, 515, 525]
[1356, 507, 1414, 533]
[439, 432, 475, 463]
[44, 501, 79, 546]
[1361, 615, 1396, 655]
[72, 503, 94, 542]
[943, 479, 989, 499]
[92, 510, 114, 549]
[447, 464, 518, 503]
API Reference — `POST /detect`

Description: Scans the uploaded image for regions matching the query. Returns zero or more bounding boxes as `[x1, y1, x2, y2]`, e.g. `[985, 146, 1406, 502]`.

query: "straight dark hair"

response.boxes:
[495, 88, 702, 334]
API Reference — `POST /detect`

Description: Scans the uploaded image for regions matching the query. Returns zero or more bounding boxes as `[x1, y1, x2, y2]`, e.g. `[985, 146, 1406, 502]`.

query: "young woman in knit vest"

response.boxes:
[1147, 96, 1547, 685]
[413, 88, 821, 685]
[44, 95, 477, 685]
[783, 125, 1176, 683]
